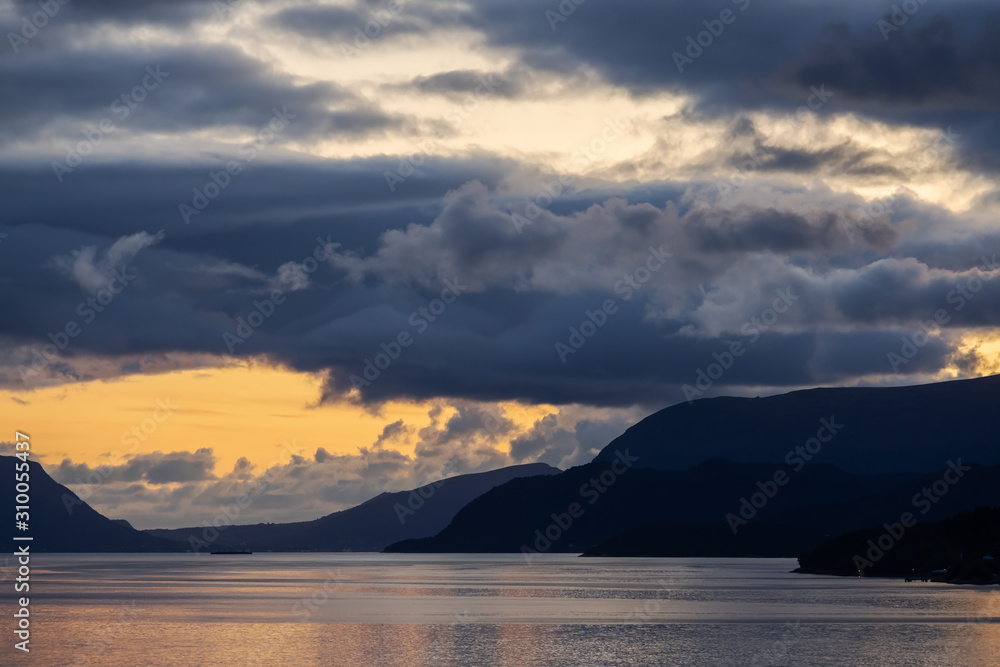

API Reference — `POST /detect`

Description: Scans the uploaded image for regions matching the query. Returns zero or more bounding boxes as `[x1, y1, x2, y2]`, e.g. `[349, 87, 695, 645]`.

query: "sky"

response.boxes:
[2, 0, 1000, 528]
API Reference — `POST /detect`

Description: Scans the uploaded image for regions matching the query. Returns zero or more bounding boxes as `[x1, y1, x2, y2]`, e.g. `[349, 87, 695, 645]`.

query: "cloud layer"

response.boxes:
[4, 0, 1000, 523]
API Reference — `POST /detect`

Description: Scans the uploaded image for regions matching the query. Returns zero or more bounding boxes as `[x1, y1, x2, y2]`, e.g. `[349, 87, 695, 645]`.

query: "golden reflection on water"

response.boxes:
[12, 555, 1000, 666]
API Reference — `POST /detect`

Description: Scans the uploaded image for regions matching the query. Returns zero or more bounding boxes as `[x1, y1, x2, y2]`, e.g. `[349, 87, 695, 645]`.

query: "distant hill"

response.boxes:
[384, 460, 920, 554]
[14, 374, 1000, 555]
[581, 521, 831, 558]
[577, 463, 1000, 558]
[0, 456, 182, 552]
[147, 462, 559, 552]
[593, 375, 1000, 474]
[796, 507, 1000, 584]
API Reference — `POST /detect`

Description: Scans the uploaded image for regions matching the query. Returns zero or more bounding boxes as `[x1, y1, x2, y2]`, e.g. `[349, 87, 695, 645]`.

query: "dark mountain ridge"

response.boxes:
[1, 456, 182, 552]
[384, 458, 927, 554]
[796, 507, 1000, 584]
[594, 374, 1000, 474]
[577, 463, 1000, 559]
[147, 462, 559, 552]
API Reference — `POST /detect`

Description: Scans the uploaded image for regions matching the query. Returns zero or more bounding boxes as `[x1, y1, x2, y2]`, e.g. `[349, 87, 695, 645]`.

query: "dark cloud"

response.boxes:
[431, 0, 998, 111]
[509, 413, 632, 467]
[3, 0, 1000, 413]
[404, 69, 523, 100]
[407, 0, 1000, 170]
[11, 0, 210, 25]
[3, 170, 999, 406]
[53, 448, 217, 485]
[0, 156, 509, 239]
[410, 0, 830, 97]
[272, 2, 437, 41]
[0, 43, 413, 145]
[682, 208, 861, 254]
[745, 143, 905, 178]
[786, 14, 1000, 111]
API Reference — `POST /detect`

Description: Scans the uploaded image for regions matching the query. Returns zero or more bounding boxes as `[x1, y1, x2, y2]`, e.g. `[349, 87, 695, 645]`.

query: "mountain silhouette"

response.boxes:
[1, 456, 182, 552]
[593, 374, 1000, 474]
[147, 462, 559, 552]
[796, 507, 1000, 583]
[579, 463, 1000, 557]
[10, 375, 1000, 555]
[581, 521, 831, 558]
[384, 459, 920, 554]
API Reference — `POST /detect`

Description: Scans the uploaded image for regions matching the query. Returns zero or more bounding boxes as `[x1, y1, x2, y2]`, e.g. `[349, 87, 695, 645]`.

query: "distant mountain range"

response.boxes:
[1, 456, 182, 552]
[147, 462, 558, 552]
[9, 374, 1000, 562]
[2, 456, 557, 552]
[385, 460, 1000, 555]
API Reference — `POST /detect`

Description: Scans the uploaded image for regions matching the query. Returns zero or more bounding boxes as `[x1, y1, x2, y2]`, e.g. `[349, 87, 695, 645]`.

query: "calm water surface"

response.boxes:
[10, 554, 1000, 666]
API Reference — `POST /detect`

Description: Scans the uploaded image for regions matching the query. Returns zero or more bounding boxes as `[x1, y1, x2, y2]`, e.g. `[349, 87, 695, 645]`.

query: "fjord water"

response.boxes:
[20, 554, 1000, 666]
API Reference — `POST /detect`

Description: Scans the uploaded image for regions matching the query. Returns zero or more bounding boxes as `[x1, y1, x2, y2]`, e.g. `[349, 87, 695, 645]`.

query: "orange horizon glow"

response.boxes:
[1, 362, 559, 474]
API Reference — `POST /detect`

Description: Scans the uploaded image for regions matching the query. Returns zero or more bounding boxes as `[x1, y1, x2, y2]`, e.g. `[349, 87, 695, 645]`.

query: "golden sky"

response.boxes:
[3, 361, 559, 475]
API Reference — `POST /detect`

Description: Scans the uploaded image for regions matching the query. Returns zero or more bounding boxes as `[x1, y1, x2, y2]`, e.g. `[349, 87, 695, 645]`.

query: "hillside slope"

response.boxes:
[148, 462, 559, 552]
[594, 375, 1000, 473]
[1, 455, 182, 552]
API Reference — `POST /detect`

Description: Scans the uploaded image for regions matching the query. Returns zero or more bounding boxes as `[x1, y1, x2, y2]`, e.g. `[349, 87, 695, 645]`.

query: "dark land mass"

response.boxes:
[594, 375, 1000, 474]
[385, 459, 918, 554]
[795, 507, 1000, 584]
[387, 461, 1000, 556]
[12, 375, 1000, 557]
[1, 455, 183, 552]
[147, 462, 558, 552]
[581, 521, 831, 558]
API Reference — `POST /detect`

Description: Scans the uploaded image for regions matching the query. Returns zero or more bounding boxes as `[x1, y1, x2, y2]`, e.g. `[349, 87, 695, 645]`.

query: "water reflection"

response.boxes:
[13, 554, 1000, 666]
